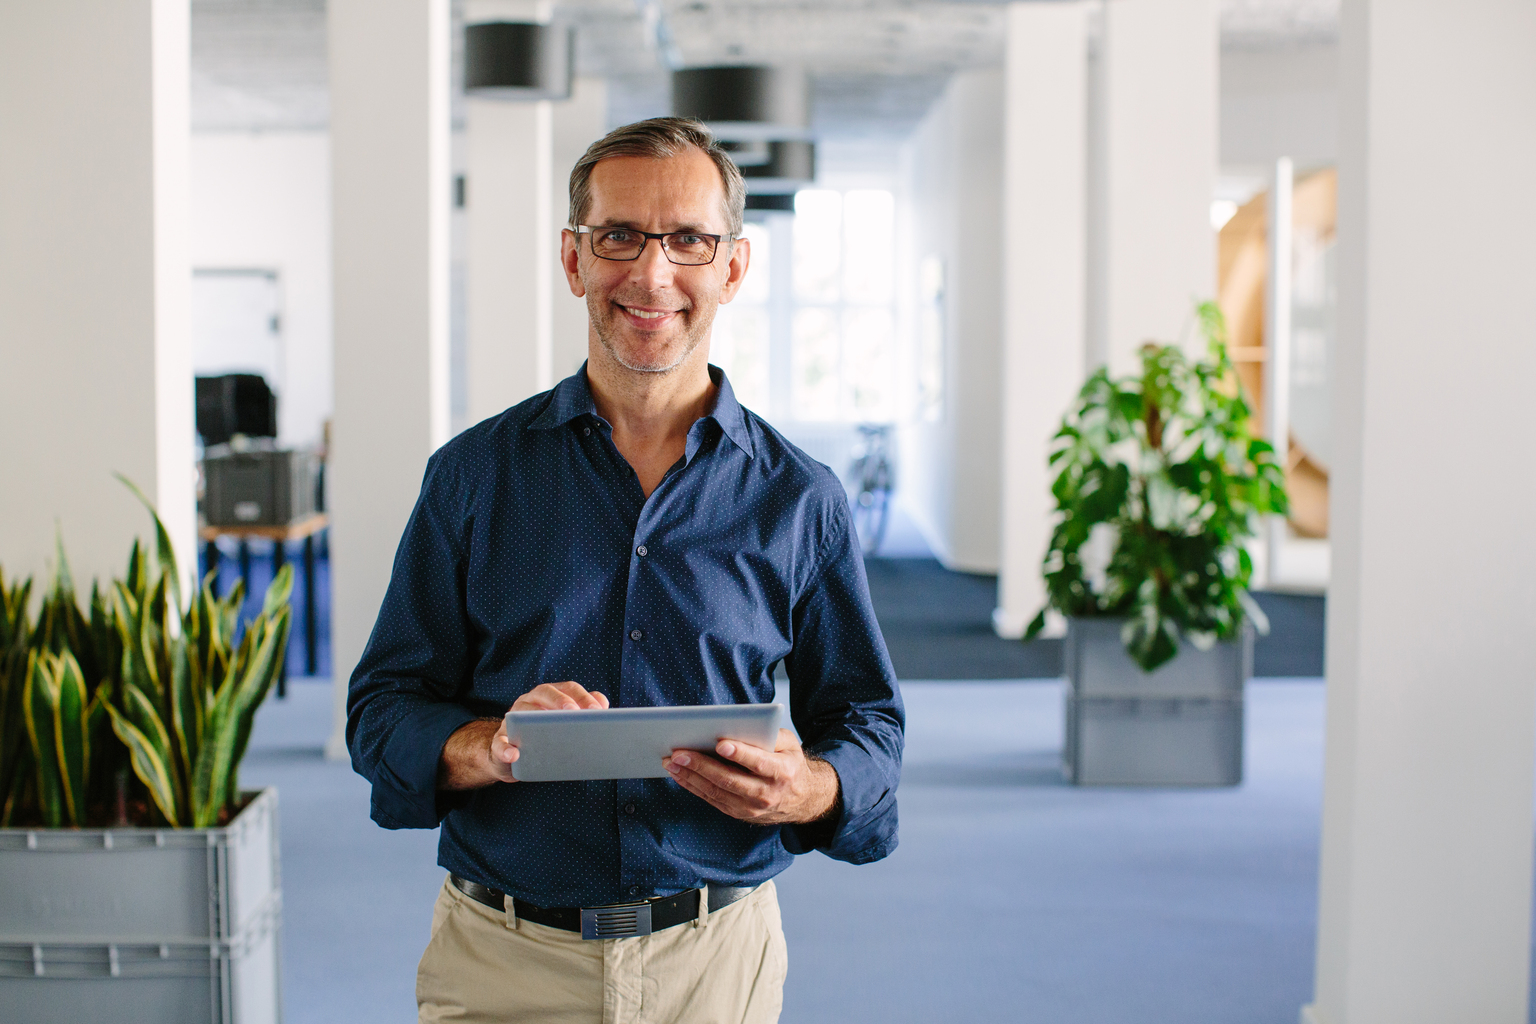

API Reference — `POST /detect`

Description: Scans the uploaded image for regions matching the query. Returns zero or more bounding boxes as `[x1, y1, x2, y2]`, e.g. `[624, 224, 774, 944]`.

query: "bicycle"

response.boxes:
[849, 424, 895, 556]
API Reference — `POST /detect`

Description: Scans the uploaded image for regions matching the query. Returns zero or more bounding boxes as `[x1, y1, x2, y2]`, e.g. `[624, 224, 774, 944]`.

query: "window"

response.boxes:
[791, 189, 898, 422]
[708, 222, 772, 412]
[710, 188, 903, 425]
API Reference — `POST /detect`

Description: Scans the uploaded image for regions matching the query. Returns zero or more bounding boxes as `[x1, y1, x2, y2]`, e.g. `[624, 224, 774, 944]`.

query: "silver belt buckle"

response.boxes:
[581, 901, 653, 940]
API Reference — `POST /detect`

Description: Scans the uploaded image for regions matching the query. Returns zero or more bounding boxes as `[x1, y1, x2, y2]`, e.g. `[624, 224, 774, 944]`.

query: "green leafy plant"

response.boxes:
[1025, 302, 1290, 672]
[0, 478, 292, 828]
[1, 568, 37, 824]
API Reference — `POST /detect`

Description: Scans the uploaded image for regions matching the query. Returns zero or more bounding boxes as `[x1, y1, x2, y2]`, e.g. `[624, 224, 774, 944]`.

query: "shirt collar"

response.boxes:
[527, 366, 599, 430]
[703, 365, 755, 458]
[529, 362, 755, 459]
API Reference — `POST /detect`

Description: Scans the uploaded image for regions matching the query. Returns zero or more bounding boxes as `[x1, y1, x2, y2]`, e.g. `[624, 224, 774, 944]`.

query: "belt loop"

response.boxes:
[694, 886, 710, 929]
[505, 895, 519, 931]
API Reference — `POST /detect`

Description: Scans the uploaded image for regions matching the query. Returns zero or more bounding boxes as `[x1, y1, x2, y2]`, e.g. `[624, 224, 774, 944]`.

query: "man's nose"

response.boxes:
[627, 237, 676, 289]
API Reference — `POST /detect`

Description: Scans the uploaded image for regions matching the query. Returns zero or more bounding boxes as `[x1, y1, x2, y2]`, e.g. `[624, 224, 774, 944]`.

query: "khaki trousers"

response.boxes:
[417, 875, 787, 1024]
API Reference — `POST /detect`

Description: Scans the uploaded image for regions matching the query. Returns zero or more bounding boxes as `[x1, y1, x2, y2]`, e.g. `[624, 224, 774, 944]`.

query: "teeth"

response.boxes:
[626, 307, 668, 319]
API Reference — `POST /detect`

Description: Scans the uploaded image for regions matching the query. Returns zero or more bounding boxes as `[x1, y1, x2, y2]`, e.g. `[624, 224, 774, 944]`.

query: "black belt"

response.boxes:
[450, 874, 757, 940]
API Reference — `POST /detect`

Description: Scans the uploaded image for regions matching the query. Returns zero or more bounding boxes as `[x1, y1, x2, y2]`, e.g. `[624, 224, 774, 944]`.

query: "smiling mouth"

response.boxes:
[622, 306, 675, 320]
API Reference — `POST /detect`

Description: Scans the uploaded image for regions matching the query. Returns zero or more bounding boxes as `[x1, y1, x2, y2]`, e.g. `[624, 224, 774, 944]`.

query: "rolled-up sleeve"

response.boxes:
[346, 451, 479, 829]
[781, 503, 904, 864]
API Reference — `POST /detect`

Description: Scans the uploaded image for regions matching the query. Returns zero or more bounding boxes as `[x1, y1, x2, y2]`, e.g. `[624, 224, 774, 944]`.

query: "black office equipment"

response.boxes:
[196, 374, 277, 446]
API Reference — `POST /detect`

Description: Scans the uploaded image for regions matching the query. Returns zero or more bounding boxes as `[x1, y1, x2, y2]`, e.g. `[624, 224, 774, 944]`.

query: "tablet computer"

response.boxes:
[505, 703, 784, 782]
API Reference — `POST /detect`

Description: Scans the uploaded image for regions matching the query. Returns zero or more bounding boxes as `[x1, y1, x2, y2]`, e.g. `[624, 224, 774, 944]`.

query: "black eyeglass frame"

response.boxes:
[575, 225, 734, 266]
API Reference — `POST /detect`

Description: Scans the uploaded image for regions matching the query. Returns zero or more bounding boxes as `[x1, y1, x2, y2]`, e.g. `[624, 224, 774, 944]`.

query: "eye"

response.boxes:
[600, 228, 634, 243]
[671, 233, 707, 247]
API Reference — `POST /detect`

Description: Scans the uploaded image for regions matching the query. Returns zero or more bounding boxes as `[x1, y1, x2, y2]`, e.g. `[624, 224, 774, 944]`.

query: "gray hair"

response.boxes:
[568, 116, 746, 238]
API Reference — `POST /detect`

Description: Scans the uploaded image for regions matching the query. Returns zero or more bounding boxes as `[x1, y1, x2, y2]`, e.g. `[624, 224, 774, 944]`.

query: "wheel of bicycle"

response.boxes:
[853, 484, 892, 556]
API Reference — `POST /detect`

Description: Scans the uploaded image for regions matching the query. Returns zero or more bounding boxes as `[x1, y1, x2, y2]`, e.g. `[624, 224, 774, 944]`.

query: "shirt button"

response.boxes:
[630, 629, 643, 641]
[624, 803, 636, 815]
[583, 426, 591, 436]
[628, 886, 640, 897]
[636, 545, 648, 557]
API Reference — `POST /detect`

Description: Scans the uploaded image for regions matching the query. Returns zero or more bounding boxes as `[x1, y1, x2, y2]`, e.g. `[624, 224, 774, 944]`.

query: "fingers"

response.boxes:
[664, 752, 768, 819]
[490, 725, 520, 767]
[669, 750, 756, 796]
[713, 731, 796, 778]
[512, 681, 610, 711]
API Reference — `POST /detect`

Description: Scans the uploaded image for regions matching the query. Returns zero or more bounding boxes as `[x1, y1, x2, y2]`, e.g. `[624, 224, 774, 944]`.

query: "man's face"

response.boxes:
[561, 148, 750, 376]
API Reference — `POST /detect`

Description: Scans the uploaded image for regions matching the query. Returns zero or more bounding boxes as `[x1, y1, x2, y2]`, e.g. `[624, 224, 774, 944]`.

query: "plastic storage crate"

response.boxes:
[1063, 619, 1251, 786]
[0, 788, 282, 1024]
[203, 449, 319, 527]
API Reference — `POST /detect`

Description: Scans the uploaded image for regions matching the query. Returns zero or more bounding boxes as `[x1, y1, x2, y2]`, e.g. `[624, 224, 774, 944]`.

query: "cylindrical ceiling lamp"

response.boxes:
[735, 140, 815, 194]
[744, 194, 796, 213]
[671, 66, 809, 140]
[465, 22, 573, 100]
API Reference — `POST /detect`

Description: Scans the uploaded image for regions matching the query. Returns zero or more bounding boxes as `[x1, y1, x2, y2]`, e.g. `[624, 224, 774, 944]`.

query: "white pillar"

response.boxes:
[550, 76, 610, 381]
[1305, 2, 1536, 1022]
[464, 0, 555, 422]
[1263, 157, 1293, 585]
[1091, 0, 1218, 375]
[993, 2, 1088, 640]
[327, 0, 451, 759]
[0, 1, 194, 593]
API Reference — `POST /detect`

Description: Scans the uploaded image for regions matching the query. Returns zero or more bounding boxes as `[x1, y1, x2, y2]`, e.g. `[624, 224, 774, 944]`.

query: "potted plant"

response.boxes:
[0, 479, 292, 1023]
[1024, 303, 1289, 785]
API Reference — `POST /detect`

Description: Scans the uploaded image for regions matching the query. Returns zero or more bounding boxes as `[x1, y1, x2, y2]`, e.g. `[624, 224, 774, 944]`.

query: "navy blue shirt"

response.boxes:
[347, 366, 904, 908]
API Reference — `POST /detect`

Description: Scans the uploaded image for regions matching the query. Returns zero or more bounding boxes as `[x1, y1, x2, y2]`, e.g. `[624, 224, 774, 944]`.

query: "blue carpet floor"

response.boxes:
[243, 678, 1325, 1023]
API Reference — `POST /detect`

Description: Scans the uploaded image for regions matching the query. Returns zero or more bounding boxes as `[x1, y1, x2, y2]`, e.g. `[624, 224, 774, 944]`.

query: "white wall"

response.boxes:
[1091, 0, 1218, 374]
[464, 98, 553, 422]
[1306, 0, 1536, 1020]
[0, 0, 195, 594]
[191, 132, 332, 448]
[551, 76, 609, 382]
[994, 2, 1089, 638]
[898, 68, 1005, 574]
[1221, 43, 1338, 171]
[327, 0, 451, 758]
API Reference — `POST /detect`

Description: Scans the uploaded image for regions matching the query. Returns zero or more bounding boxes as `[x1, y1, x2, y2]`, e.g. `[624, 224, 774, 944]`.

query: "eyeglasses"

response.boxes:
[576, 226, 731, 266]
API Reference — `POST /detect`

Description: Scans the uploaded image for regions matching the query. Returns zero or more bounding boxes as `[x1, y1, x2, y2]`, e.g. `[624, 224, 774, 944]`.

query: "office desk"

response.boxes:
[200, 512, 329, 697]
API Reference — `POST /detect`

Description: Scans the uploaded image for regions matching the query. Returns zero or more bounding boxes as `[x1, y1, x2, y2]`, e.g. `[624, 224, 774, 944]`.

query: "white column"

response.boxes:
[327, 0, 451, 759]
[0, 1, 194, 593]
[464, 0, 555, 423]
[1305, 2, 1536, 1022]
[993, 2, 1088, 639]
[1091, 0, 1218, 375]
[1263, 157, 1293, 585]
[550, 76, 610, 381]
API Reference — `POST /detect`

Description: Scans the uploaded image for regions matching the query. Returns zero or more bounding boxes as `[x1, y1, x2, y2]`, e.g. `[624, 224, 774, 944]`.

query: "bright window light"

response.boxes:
[1210, 199, 1239, 231]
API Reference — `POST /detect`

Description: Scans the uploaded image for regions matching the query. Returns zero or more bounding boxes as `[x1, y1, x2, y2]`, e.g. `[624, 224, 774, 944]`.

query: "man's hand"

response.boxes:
[437, 681, 608, 791]
[663, 729, 841, 826]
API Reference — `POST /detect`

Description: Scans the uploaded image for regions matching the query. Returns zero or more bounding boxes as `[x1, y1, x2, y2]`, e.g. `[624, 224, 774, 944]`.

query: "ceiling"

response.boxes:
[192, 0, 1341, 137]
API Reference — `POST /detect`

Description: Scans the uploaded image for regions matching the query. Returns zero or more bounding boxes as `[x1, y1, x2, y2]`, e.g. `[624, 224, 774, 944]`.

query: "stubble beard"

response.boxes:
[590, 294, 716, 375]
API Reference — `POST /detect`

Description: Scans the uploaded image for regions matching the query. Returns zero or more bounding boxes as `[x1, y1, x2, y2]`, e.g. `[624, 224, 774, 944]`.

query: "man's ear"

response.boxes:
[560, 229, 586, 298]
[717, 236, 751, 304]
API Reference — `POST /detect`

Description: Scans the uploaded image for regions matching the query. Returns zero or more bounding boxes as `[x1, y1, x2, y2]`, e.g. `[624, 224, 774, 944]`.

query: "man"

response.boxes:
[347, 117, 904, 1024]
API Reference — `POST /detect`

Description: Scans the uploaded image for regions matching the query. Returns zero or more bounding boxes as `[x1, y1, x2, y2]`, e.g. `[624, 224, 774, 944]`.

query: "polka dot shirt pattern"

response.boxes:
[346, 366, 905, 909]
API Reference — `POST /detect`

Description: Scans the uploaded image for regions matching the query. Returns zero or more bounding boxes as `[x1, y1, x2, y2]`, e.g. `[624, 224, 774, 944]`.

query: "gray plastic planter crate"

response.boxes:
[203, 449, 319, 527]
[1064, 618, 1251, 786]
[0, 788, 282, 1024]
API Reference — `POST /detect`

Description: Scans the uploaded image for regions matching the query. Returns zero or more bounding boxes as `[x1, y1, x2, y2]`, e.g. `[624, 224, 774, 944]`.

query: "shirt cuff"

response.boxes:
[782, 739, 898, 864]
[370, 702, 480, 829]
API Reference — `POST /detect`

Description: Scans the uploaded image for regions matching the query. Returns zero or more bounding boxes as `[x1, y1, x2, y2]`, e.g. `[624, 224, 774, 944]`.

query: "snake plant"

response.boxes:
[1025, 302, 1290, 672]
[0, 477, 292, 828]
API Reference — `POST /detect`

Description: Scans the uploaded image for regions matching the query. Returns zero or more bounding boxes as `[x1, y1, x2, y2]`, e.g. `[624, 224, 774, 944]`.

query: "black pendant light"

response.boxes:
[465, 22, 573, 101]
[671, 66, 809, 139]
[735, 140, 815, 193]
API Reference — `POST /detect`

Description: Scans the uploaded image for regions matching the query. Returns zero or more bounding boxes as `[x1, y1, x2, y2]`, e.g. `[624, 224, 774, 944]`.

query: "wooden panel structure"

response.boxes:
[1216, 168, 1335, 538]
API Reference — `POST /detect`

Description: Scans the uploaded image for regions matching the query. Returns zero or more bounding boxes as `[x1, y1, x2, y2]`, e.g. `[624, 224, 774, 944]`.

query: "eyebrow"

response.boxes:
[592, 220, 717, 234]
